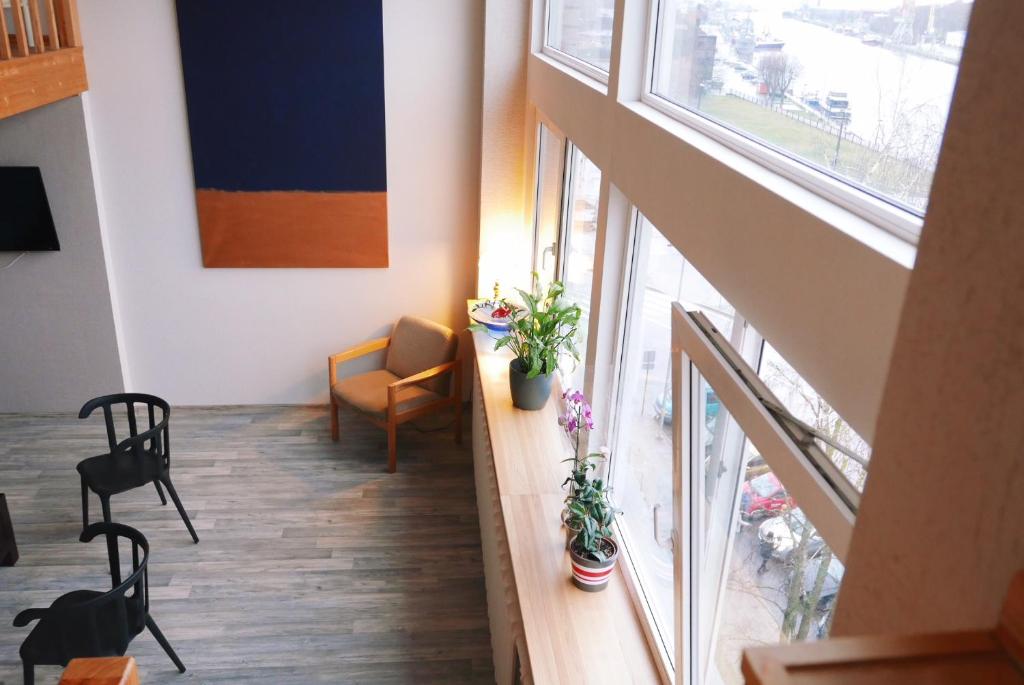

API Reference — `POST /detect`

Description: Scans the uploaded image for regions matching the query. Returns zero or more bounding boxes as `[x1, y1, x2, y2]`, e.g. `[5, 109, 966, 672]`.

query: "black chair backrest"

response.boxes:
[14, 523, 150, 657]
[79, 393, 171, 471]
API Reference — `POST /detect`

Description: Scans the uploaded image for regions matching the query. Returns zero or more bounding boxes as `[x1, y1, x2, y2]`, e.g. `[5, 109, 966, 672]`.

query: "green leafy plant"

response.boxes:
[472, 278, 581, 379]
[573, 485, 617, 562]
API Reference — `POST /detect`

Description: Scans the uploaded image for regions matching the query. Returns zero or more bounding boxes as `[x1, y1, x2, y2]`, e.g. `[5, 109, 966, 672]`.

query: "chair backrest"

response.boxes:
[79, 393, 171, 471]
[385, 316, 458, 394]
[15, 523, 150, 660]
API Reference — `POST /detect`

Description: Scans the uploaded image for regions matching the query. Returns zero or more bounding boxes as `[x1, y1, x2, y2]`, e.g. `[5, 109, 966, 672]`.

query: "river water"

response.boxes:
[725, 12, 961, 143]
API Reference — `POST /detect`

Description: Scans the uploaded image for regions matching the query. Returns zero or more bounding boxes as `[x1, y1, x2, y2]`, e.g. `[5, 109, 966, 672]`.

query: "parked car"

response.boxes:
[802, 553, 844, 612]
[740, 472, 794, 520]
[757, 508, 825, 560]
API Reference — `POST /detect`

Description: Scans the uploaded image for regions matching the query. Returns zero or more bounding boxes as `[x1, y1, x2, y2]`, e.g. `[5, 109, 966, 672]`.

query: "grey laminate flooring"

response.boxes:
[0, 405, 493, 684]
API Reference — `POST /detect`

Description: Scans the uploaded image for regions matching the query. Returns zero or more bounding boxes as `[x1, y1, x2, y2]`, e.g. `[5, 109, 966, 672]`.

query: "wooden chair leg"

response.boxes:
[154, 479, 168, 505]
[454, 400, 463, 445]
[387, 421, 397, 474]
[453, 362, 463, 445]
[330, 397, 340, 442]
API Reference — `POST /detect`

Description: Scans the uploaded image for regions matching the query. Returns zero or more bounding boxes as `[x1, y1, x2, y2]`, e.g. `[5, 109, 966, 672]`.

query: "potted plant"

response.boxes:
[569, 502, 620, 592]
[560, 389, 604, 546]
[473, 279, 581, 410]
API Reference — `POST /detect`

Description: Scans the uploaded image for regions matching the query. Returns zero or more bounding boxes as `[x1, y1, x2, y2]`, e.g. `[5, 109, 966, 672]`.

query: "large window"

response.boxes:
[607, 214, 863, 680]
[610, 216, 753, 662]
[545, 0, 616, 79]
[559, 147, 602, 392]
[532, 123, 566, 287]
[529, 132, 601, 394]
[672, 307, 855, 684]
[649, 0, 970, 221]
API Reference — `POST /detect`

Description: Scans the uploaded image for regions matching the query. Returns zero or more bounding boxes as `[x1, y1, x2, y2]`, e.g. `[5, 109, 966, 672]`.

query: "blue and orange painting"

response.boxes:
[175, 0, 388, 267]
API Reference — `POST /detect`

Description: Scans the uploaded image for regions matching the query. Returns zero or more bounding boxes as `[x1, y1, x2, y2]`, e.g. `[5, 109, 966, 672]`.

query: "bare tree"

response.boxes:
[757, 52, 802, 105]
[761, 359, 869, 642]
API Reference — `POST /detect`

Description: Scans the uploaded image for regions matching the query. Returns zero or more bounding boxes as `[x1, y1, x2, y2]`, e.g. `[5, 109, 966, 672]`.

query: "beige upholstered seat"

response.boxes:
[328, 316, 462, 473]
[331, 369, 440, 419]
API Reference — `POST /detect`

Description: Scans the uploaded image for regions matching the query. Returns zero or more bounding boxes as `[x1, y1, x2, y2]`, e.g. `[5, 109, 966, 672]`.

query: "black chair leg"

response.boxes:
[154, 479, 168, 506]
[100, 495, 112, 524]
[80, 475, 89, 532]
[22, 659, 33, 685]
[162, 478, 199, 544]
[146, 615, 186, 673]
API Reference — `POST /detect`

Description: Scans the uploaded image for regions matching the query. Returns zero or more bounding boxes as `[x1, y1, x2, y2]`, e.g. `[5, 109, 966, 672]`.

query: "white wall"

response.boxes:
[0, 98, 125, 412]
[77, 0, 483, 405]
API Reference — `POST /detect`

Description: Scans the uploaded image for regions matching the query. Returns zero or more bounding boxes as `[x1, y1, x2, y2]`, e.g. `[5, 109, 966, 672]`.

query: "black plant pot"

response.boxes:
[508, 358, 554, 411]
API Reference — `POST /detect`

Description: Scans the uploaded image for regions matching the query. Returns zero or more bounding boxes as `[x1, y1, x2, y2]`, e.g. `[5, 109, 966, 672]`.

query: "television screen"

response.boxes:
[0, 167, 59, 251]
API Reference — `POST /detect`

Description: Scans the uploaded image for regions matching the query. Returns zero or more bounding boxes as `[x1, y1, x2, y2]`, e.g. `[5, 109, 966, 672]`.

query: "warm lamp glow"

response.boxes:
[477, 212, 532, 299]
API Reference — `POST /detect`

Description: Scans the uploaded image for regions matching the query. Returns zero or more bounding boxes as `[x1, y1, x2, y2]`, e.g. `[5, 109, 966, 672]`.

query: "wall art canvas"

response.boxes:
[175, 0, 388, 267]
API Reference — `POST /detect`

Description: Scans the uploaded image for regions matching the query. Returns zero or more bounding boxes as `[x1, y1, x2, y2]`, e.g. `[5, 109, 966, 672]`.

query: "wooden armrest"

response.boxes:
[328, 337, 390, 385]
[388, 360, 459, 391]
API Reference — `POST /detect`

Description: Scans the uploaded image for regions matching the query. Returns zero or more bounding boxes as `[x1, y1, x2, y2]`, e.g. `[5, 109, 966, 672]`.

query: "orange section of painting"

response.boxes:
[196, 190, 388, 268]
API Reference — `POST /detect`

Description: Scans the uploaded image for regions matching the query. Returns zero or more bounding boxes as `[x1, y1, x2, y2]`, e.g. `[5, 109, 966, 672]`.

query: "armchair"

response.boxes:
[328, 316, 462, 473]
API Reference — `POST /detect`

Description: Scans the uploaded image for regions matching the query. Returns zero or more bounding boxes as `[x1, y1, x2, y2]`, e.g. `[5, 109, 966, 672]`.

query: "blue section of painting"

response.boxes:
[175, 0, 387, 193]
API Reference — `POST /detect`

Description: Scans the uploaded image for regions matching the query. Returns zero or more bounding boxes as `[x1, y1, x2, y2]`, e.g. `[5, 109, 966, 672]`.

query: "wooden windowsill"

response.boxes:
[471, 327, 664, 684]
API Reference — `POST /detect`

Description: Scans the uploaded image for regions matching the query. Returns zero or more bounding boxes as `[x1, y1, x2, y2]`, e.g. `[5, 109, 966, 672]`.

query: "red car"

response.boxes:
[740, 472, 794, 520]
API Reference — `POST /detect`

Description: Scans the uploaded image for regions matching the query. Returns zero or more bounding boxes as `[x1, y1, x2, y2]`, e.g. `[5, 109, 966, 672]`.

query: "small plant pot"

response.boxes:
[569, 537, 619, 592]
[508, 358, 554, 411]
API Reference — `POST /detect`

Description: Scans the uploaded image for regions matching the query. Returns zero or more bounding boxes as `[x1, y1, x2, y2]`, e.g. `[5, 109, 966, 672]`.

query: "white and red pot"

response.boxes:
[569, 537, 619, 592]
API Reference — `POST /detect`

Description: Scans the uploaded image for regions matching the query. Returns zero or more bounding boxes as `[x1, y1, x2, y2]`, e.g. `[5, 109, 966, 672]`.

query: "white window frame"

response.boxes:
[672, 303, 856, 681]
[531, 121, 569, 282]
[543, 0, 612, 85]
[640, 0, 927, 245]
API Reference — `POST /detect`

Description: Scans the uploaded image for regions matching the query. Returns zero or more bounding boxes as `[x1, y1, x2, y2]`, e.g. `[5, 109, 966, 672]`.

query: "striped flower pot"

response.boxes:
[569, 538, 619, 592]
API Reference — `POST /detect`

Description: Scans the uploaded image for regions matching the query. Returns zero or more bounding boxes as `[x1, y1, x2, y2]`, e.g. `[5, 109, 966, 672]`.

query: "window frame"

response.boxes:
[672, 303, 856, 680]
[640, 0, 927, 245]
[543, 0, 612, 85]
[531, 121, 570, 283]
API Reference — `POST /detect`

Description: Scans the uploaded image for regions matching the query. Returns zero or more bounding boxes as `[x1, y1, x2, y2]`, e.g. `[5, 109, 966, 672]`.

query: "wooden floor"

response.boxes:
[0, 405, 493, 684]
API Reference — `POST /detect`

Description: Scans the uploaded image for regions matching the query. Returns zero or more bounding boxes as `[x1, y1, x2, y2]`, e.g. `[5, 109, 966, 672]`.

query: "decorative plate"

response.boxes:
[470, 302, 513, 333]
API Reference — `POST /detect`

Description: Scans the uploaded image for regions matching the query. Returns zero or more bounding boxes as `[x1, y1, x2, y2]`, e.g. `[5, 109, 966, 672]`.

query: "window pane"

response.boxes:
[758, 342, 871, 492]
[611, 217, 743, 659]
[709, 452, 845, 685]
[559, 148, 601, 392]
[651, 0, 969, 214]
[546, 0, 615, 73]
[533, 124, 564, 287]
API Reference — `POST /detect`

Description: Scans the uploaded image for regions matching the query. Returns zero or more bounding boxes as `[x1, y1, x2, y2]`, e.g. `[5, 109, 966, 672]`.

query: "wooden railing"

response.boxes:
[0, 0, 86, 119]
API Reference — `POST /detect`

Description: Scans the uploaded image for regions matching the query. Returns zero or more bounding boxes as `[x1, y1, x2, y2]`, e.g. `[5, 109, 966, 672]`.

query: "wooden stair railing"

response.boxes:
[60, 657, 139, 685]
[742, 571, 1024, 684]
[0, 0, 87, 119]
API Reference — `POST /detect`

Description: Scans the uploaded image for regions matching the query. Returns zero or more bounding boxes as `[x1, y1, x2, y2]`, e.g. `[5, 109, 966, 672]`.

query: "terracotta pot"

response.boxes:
[569, 537, 619, 592]
[508, 358, 553, 411]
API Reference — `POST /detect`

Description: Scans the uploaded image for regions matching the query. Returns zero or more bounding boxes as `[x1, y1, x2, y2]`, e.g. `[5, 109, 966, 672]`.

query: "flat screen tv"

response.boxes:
[0, 167, 59, 251]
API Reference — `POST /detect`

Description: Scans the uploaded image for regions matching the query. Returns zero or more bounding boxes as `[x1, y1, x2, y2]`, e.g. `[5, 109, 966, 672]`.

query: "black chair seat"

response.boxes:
[77, 449, 162, 496]
[14, 523, 185, 684]
[77, 393, 198, 544]
[20, 589, 144, 665]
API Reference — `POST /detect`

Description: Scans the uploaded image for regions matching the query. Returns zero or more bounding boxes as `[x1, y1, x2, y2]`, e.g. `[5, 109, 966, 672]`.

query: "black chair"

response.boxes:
[77, 393, 198, 544]
[14, 522, 185, 684]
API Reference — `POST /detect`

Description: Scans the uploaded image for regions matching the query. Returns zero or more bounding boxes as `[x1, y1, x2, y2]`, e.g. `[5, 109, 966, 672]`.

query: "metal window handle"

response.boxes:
[542, 243, 556, 271]
[653, 503, 673, 550]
